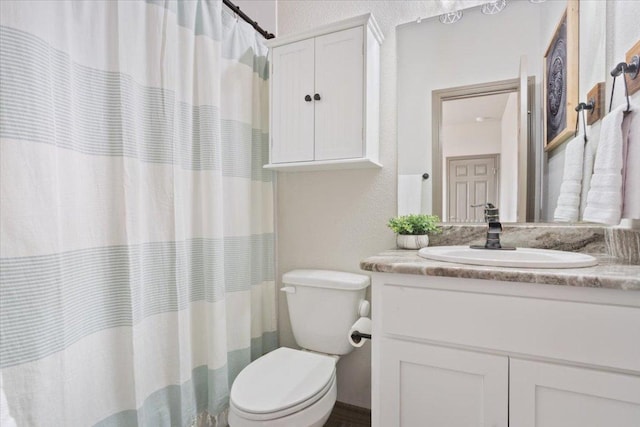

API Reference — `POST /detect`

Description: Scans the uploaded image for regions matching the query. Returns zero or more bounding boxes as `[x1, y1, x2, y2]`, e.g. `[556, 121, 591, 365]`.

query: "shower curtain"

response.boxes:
[0, 1, 275, 425]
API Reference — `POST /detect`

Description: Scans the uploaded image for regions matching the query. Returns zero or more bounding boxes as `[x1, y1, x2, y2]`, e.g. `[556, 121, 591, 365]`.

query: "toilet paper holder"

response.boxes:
[350, 331, 372, 344]
[349, 304, 372, 346]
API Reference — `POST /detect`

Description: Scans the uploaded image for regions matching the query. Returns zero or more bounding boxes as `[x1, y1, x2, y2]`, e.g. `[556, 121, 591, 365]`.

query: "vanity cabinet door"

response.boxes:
[270, 38, 315, 164]
[378, 338, 508, 427]
[510, 358, 640, 427]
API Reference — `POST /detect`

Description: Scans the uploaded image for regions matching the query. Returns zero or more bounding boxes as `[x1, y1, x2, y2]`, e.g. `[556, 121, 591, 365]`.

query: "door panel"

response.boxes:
[510, 359, 640, 427]
[379, 338, 508, 427]
[447, 155, 498, 222]
[314, 27, 364, 160]
[518, 56, 528, 221]
[271, 39, 315, 163]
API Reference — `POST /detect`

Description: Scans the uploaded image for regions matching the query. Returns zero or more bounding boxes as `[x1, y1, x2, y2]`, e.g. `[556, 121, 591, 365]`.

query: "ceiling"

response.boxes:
[442, 92, 512, 125]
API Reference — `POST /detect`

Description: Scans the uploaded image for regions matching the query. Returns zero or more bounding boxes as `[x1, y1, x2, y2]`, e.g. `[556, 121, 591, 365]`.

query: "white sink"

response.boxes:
[417, 245, 598, 269]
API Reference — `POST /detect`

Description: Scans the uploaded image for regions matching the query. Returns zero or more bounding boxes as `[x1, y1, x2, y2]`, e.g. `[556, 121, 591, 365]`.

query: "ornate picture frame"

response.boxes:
[543, 1, 579, 151]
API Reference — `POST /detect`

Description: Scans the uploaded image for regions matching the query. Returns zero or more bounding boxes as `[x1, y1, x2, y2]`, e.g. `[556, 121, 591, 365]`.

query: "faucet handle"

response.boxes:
[470, 203, 499, 222]
[485, 203, 499, 222]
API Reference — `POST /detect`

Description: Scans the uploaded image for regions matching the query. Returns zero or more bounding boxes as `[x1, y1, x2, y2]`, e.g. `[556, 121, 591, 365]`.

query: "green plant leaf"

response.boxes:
[387, 214, 441, 235]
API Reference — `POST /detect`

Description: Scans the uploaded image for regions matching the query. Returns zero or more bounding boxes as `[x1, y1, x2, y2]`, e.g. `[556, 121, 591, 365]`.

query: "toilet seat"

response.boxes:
[231, 372, 336, 422]
[230, 347, 336, 421]
[229, 374, 336, 427]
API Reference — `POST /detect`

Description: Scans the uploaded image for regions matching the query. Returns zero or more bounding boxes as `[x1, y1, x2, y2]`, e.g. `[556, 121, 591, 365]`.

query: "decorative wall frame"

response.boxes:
[543, 0, 579, 151]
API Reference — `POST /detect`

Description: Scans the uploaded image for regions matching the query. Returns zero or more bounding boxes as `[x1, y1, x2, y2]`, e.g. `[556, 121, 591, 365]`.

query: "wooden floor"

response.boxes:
[324, 402, 371, 427]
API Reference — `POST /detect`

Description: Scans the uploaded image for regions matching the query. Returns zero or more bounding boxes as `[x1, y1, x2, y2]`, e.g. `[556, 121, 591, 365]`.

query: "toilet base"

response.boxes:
[229, 375, 337, 427]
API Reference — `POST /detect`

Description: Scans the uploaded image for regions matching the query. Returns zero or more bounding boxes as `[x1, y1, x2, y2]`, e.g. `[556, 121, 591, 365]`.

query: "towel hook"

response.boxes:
[608, 74, 631, 113]
[574, 100, 593, 143]
[608, 56, 639, 113]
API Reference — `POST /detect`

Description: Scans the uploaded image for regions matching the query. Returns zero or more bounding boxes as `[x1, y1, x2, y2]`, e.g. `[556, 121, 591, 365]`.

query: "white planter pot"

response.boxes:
[396, 234, 430, 250]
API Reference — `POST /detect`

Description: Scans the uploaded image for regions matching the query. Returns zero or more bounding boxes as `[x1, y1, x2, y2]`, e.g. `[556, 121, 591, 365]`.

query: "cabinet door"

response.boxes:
[314, 27, 364, 161]
[378, 338, 508, 427]
[271, 38, 315, 163]
[510, 359, 640, 427]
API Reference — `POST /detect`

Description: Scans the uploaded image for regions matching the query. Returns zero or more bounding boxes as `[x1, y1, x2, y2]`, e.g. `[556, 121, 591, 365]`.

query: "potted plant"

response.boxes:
[387, 214, 441, 249]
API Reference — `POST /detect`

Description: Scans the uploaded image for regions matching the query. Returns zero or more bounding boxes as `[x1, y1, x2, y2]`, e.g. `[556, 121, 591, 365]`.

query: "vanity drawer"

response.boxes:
[381, 281, 640, 372]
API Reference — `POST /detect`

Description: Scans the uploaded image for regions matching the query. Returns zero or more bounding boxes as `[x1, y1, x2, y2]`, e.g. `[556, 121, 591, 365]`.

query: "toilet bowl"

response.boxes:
[229, 348, 338, 427]
[228, 270, 370, 427]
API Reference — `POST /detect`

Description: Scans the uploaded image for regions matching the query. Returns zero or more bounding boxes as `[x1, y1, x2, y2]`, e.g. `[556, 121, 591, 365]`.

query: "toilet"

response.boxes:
[228, 269, 371, 427]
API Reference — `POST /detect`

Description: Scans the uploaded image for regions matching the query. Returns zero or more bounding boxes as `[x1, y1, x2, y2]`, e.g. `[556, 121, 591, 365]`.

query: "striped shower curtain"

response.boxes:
[0, 1, 276, 425]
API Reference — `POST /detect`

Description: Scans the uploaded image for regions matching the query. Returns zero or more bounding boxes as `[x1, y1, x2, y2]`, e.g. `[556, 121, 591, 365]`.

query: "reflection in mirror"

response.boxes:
[433, 75, 535, 223]
[442, 92, 518, 223]
[397, 0, 607, 223]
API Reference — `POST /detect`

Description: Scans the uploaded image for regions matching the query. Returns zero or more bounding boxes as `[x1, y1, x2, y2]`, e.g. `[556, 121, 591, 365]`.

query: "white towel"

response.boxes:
[397, 174, 423, 216]
[583, 104, 627, 224]
[622, 108, 640, 219]
[579, 124, 598, 218]
[0, 375, 17, 427]
[554, 133, 585, 222]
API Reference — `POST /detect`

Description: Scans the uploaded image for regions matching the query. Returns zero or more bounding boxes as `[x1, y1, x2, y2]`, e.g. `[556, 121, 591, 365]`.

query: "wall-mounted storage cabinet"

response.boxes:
[264, 14, 383, 172]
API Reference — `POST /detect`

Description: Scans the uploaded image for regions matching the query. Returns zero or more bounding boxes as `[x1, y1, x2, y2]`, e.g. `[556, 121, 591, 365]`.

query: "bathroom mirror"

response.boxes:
[396, 0, 607, 222]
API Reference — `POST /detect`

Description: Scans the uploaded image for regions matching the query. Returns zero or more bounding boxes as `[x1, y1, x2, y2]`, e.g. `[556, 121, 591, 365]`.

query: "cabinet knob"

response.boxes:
[304, 94, 312, 102]
[314, 93, 321, 101]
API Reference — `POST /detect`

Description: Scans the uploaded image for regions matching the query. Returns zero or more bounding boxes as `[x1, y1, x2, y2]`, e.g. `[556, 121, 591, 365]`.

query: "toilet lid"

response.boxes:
[230, 347, 336, 415]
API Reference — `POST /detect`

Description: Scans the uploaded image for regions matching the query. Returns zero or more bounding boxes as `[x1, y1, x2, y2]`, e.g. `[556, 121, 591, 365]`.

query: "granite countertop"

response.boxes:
[360, 250, 640, 291]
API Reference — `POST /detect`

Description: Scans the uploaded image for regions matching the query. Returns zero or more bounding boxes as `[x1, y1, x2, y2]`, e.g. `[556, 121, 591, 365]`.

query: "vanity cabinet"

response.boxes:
[264, 14, 382, 171]
[371, 273, 640, 427]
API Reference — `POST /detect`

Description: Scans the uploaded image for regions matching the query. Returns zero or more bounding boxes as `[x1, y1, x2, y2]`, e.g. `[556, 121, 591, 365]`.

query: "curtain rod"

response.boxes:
[222, 0, 275, 39]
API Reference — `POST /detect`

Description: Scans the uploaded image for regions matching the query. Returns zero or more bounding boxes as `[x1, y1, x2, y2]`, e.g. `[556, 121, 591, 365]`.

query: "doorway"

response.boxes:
[432, 77, 535, 223]
[447, 154, 500, 222]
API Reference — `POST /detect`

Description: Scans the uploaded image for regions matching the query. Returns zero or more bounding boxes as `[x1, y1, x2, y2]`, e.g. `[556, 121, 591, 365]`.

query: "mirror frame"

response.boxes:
[431, 77, 537, 222]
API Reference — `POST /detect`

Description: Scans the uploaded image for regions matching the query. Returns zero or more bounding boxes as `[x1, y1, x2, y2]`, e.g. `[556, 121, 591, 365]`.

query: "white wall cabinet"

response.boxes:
[371, 273, 640, 427]
[264, 14, 382, 171]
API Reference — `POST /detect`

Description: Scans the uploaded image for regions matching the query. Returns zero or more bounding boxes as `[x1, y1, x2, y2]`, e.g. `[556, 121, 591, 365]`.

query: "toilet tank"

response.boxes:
[282, 269, 370, 355]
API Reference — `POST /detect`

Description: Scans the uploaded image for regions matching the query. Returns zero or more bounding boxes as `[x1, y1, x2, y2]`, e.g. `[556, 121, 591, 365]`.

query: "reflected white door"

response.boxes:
[518, 56, 528, 221]
[447, 155, 499, 222]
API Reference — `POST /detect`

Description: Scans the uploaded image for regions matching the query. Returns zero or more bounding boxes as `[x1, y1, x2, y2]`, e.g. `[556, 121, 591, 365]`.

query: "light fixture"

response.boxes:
[475, 116, 499, 122]
[529, 0, 546, 3]
[481, 0, 507, 15]
[439, 10, 463, 24]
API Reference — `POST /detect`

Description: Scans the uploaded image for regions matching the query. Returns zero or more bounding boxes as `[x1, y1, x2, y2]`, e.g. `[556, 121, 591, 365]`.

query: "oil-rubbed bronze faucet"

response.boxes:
[470, 203, 515, 250]
[478, 202, 500, 222]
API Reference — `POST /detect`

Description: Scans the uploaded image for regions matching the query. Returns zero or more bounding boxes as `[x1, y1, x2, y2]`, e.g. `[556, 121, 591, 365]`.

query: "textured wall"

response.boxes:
[231, 0, 277, 36]
[275, 0, 484, 409]
[606, 0, 640, 110]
